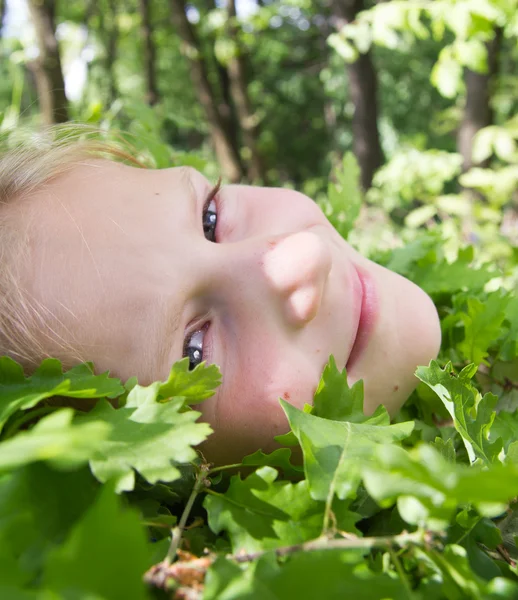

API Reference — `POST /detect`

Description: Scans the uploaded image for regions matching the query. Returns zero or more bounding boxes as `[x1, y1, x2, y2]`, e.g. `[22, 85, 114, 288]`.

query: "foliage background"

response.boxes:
[0, 0, 517, 598]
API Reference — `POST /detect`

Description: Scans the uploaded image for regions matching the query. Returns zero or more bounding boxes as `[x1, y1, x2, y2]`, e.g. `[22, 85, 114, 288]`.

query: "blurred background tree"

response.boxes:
[0, 0, 516, 274]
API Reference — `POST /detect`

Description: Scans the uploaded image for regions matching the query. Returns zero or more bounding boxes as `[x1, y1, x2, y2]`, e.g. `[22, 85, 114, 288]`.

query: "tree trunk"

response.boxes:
[28, 0, 69, 125]
[332, 0, 384, 190]
[139, 0, 159, 105]
[169, 0, 244, 182]
[200, 0, 242, 167]
[105, 0, 119, 105]
[457, 29, 503, 172]
[96, 0, 119, 106]
[226, 0, 267, 183]
[0, 0, 6, 37]
[215, 62, 241, 158]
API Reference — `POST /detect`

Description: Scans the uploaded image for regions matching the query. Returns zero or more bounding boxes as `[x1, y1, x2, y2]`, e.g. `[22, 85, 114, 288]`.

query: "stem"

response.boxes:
[322, 490, 335, 535]
[208, 463, 243, 476]
[389, 546, 415, 600]
[454, 515, 482, 546]
[229, 529, 425, 563]
[164, 464, 209, 565]
[2, 405, 60, 439]
[204, 488, 278, 518]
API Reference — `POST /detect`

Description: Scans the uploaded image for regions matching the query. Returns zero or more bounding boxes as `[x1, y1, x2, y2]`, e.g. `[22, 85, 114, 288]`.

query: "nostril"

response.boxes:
[290, 285, 320, 324]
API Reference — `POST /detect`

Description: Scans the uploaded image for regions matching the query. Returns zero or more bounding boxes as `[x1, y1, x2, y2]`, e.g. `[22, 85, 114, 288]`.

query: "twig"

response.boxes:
[454, 516, 482, 546]
[207, 463, 244, 476]
[389, 546, 415, 600]
[164, 464, 210, 566]
[496, 544, 517, 568]
[229, 529, 425, 563]
[2, 405, 60, 439]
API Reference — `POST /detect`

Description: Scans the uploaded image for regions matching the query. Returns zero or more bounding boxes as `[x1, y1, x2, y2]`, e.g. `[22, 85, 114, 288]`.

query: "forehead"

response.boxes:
[34, 159, 193, 224]
[24, 160, 195, 381]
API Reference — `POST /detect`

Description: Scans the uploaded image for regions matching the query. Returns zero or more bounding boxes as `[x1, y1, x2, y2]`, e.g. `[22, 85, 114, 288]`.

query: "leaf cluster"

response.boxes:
[1, 290, 518, 600]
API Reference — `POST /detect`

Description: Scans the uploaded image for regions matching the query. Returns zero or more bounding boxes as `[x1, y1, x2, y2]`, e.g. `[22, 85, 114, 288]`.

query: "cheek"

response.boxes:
[199, 347, 318, 464]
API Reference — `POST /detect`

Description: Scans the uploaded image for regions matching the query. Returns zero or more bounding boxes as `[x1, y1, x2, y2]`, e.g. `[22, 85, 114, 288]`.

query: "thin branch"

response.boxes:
[454, 515, 482, 546]
[389, 546, 415, 600]
[496, 544, 517, 568]
[207, 462, 244, 475]
[229, 529, 425, 564]
[2, 404, 61, 439]
[164, 464, 210, 565]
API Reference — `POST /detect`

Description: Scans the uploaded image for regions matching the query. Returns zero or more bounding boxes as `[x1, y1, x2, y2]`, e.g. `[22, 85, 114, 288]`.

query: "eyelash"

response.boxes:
[183, 321, 211, 371]
[202, 176, 222, 243]
[183, 177, 222, 370]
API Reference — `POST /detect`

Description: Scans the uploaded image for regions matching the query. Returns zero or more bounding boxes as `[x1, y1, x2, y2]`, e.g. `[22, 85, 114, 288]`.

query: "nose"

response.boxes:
[262, 231, 332, 327]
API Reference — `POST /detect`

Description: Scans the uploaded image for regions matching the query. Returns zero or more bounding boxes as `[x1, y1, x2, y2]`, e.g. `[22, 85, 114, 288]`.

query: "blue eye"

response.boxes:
[203, 198, 217, 242]
[203, 178, 221, 242]
[183, 329, 205, 370]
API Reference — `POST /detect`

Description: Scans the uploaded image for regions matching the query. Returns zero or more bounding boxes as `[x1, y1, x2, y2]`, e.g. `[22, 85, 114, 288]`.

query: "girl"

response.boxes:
[0, 131, 441, 464]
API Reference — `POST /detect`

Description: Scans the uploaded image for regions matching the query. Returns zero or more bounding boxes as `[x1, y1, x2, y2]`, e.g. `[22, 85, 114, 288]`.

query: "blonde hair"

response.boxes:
[0, 125, 143, 370]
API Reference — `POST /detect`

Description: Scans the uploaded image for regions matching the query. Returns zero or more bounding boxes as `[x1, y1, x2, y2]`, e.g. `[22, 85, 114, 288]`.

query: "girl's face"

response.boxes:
[27, 160, 441, 463]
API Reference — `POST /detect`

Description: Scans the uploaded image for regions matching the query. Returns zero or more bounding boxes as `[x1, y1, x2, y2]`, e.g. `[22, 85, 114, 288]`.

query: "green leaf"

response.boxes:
[412, 259, 495, 296]
[432, 436, 456, 463]
[506, 441, 518, 466]
[241, 448, 303, 478]
[0, 409, 110, 473]
[455, 39, 488, 73]
[490, 411, 518, 452]
[363, 444, 518, 527]
[157, 358, 221, 404]
[472, 126, 497, 164]
[43, 483, 151, 600]
[385, 240, 494, 296]
[328, 33, 359, 63]
[78, 392, 212, 492]
[425, 544, 489, 598]
[204, 551, 407, 600]
[281, 400, 413, 502]
[312, 356, 389, 425]
[416, 361, 502, 465]
[499, 297, 518, 361]
[431, 53, 462, 98]
[458, 293, 510, 366]
[385, 234, 440, 276]
[0, 358, 124, 433]
[0, 464, 99, 588]
[204, 465, 360, 553]
[322, 153, 363, 239]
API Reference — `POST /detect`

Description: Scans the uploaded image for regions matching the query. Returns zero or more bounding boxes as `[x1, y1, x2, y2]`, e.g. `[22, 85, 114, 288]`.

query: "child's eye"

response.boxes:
[203, 177, 222, 242]
[183, 328, 206, 370]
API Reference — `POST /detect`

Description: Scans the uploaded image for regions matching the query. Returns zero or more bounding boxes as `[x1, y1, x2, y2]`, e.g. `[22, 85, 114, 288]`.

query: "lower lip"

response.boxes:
[346, 266, 378, 371]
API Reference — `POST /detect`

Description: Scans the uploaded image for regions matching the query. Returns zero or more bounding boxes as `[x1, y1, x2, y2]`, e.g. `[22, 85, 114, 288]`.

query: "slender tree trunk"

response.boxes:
[0, 0, 6, 37]
[457, 28, 503, 172]
[332, 0, 383, 190]
[216, 62, 241, 157]
[77, 0, 96, 108]
[169, 0, 243, 182]
[139, 0, 159, 105]
[226, 0, 267, 183]
[27, 0, 69, 125]
[198, 0, 242, 164]
[96, 0, 119, 106]
[193, 0, 242, 161]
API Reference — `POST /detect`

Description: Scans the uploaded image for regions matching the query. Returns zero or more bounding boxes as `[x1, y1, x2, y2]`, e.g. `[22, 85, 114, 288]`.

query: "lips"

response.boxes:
[346, 265, 378, 372]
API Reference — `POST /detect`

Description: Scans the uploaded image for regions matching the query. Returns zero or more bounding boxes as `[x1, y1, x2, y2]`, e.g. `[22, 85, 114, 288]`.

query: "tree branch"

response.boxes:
[164, 463, 210, 565]
[229, 529, 426, 563]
